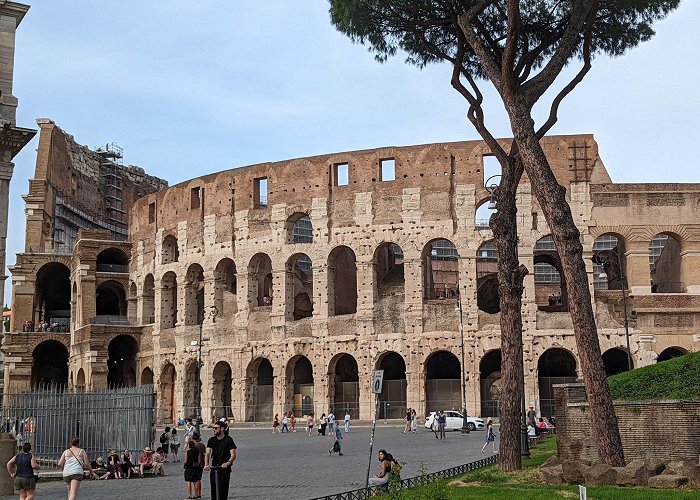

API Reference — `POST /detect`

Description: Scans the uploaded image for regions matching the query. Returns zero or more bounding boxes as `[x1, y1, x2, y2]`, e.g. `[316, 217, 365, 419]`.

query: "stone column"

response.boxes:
[625, 240, 652, 294]
[681, 243, 700, 293]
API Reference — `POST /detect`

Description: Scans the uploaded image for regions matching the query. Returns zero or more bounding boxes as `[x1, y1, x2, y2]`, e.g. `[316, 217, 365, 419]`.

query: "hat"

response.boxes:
[109, 449, 117, 456]
[96, 457, 104, 464]
[143, 447, 153, 453]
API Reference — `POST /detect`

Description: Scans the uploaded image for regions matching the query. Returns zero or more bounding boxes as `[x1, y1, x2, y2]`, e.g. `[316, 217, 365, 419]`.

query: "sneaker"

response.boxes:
[338, 453, 343, 456]
[328, 450, 332, 455]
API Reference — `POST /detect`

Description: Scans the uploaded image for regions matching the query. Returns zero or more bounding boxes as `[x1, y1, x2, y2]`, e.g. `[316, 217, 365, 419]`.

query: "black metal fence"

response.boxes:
[1, 385, 155, 468]
[309, 454, 499, 500]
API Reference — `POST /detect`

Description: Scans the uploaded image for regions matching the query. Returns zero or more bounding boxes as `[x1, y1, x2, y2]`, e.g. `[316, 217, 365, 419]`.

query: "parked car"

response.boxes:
[425, 411, 485, 431]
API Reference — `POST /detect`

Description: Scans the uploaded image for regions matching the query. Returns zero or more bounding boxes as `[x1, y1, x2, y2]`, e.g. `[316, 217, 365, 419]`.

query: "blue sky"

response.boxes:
[6, 1, 699, 301]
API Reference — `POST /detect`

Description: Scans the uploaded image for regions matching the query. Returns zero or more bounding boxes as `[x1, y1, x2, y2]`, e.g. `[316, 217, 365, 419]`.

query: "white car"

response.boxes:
[425, 411, 485, 431]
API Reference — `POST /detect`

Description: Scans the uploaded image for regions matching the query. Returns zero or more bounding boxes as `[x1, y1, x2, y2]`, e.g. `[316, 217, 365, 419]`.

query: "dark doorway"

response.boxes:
[287, 356, 314, 416]
[212, 361, 233, 420]
[537, 348, 577, 418]
[331, 354, 359, 419]
[107, 335, 138, 387]
[425, 350, 461, 411]
[377, 352, 406, 419]
[603, 348, 632, 376]
[480, 350, 501, 417]
[657, 347, 687, 363]
[31, 340, 69, 388]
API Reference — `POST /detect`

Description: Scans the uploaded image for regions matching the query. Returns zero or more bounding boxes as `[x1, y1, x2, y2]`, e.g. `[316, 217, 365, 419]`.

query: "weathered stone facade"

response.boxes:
[5, 130, 700, 424]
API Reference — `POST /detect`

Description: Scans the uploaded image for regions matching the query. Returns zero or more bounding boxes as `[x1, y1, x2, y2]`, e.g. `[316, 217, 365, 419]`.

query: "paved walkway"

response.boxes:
[2, 425, 495, 499]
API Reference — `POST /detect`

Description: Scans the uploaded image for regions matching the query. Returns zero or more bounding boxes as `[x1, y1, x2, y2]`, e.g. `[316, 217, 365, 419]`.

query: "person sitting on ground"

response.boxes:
[138, 447, 155, 476]
[107, 450, 122, 479]
[89, 457, 111, 480]
[537, 417, 549, 433]
[153, 448, 168, 476]
[121, 448, 136, 478]
[527, 423, 537, 437]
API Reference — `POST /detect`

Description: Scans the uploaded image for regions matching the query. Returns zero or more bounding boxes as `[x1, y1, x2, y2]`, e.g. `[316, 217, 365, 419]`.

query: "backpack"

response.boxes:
[159, 432, 167, 444]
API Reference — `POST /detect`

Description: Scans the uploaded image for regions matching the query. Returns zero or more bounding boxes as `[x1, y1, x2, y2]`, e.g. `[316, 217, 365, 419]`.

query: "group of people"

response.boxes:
[271, 411, 297, 433]
[21, 320, 67, 332]
[526, 405, 553, 437]
[307, 410, 351, 436]
[403, 408, 418, 434]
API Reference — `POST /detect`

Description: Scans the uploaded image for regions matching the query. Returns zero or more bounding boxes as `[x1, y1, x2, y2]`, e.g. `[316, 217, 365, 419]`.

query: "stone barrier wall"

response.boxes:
[554, 383, 700, 462]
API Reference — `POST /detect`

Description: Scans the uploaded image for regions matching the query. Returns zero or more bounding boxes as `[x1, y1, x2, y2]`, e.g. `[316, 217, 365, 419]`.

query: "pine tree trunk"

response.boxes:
[506, 99, 625, 466]
[491, 165, 528, 472]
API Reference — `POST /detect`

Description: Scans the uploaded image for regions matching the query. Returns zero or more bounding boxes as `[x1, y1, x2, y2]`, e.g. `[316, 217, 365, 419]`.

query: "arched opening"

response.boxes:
[592, 234, 626, 290]
[329, 354, 359, 419]
[127, 282, 137, 324]
[95, 281, 127, 319]
[96, 248, 129, 273]
[212, 361, 233, 420]
[376, 352, 406, 419]
[107, 335, 138, 387]
[480, 350, 501, 417]
[650, 233, 683, 293]
[476, 240, 499, 313]
[181, 361, 198, 419]
[534, 236, 568, 311]
[184, 264, 205, 325]
[160, 272, 178, 329]
[75, 368, 86, 391]
[35, 262, 71, 331]
[425, 350, 461, 411]
[475, 197, 497, 230]
[162, 235, 179, 264]
[158, 363, 176, 424]
[142, 274, 155, 324]
[246, 358, 273, 422]
[422, 239, 459, 300]
[249, 253, 273, 307]
[141, 367, 154, 385]
[657, 346, 687, 363]
[286, 355, 314, 416]
[214, 258, 237, 321]
[537, 348, 577, 418]
[288, 213, 313, 244]
[602, 347, 632, 376]
[374, 242, 404, 292]
[286, 254, 313, 321]
[31, 340, 68, 388]
[328, 246, 357, 316]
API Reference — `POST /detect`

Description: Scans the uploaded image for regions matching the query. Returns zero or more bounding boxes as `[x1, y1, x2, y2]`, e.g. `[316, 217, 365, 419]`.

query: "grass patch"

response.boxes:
[392, 438, 697, 499]
[608, 351, 700, 400]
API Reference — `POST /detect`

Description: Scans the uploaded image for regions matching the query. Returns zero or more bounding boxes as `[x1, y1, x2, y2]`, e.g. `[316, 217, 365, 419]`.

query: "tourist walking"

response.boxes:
[58, 436, 91, 500]
[344, 411, 351, 433]
[410, 409, 417, 433]
[328, 423, 343, 456]
[290, 411, 296, 432]
[184, 440, 202, 499]
[481, 418, 497, 452]
[319, 413, 327, 436]
[368, 450, 394, 493]
[281, 413, 289, 433]
[272, 413, 280, 433]
[307, 413, 314, 436]
[437, 411, 446, 440]
[403, 408, 412, 434]
[183, 419, 196, 449]
[204, 421, 237, 500]
[6, 442, 39, 500]
[159, 426, 171, 456]
[170, 428, 181, 462]
[192, 433, 206, 499]
[327, 410, 335, 437]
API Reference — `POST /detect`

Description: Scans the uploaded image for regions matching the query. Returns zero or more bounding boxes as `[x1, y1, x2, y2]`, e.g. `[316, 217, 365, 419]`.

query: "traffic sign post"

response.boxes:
[365, 370, 384, 491]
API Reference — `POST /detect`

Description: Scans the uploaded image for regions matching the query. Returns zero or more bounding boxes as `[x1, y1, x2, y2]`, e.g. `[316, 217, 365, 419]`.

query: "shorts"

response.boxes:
[184, 468, 202, 482]
[170, 444, 179, 453]
[14, 476, 36, 490]
[63, 473, 83, 483]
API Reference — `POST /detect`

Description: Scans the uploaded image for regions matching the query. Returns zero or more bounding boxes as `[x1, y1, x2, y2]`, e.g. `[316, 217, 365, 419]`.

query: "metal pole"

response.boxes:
[457, 289, 469, 434]
[616, 250, 633, 371]
[519, 367, 530, 457]
[365, 394, 380, 491]
[196, 324, 203, 434]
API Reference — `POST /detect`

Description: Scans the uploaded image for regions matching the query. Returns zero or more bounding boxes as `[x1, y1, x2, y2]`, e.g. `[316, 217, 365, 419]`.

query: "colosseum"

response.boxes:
[4, 116, 699, 425]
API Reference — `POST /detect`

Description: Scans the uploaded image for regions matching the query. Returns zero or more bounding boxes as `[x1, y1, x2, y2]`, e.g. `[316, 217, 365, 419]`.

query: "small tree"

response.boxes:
[329, 0, 679, 468]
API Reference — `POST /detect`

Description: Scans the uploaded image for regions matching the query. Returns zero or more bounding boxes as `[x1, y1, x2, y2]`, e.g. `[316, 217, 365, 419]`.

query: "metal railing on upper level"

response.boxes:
[90, 315, 129, 325]
[96, 263, 129, 273]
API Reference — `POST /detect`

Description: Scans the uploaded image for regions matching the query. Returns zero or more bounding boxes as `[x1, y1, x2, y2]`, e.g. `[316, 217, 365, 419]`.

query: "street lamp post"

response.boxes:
[598, 249, 633, 371]
[190, 324, 210, 434]
[455, 288, 470, 434]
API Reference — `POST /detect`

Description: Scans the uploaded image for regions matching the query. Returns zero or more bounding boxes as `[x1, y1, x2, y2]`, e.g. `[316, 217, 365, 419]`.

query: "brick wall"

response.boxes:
[554, 383, 700, 462]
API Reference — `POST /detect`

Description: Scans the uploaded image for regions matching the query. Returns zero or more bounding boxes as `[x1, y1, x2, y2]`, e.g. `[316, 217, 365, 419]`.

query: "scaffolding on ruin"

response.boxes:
[96, 142, 128, 239]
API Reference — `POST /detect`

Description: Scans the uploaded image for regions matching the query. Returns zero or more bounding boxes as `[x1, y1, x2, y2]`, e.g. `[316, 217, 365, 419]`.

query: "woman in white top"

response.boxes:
[57, 436, 92, 500]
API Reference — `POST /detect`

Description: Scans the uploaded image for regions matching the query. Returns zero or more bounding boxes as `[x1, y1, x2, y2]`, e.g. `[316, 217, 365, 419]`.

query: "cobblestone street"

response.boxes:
[2, 425, 495, 499]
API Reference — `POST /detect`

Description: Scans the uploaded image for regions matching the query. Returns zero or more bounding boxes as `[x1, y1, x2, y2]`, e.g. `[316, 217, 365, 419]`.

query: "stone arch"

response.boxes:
[537, 348, 577, 418]
[328, 353, 359, 419]
[246, 357, 274, 422]
[602, 347, 632, 376]
[534, 235, 568, 311]
[328, 246, 357, 316]
[287, 212, 313, 244]
[162, 234, 179, 264]
[213, 258, 237, 321]
[107, 334, 139, 387]
[160, 271, 178, 329]
[212, 361, 233, 420]
[474, 197, 496, 230]
[424, 350, 461, 411]
[95, 280, 127, 317]
[374, 242, 405, 292]
[285, 253, 313, 321]
[158, 363, 176, 424]
[249, 253, 273, 307]
[141, 367, 154, 385]
[34, 262, 71, 330]
[376, 351, 406, 419]
[142, 274, 155, 324]
[480, 349, 501, 417]
[75, 368, 86, 391]
[285, 355, 314, 415]
[592, 233, 627, 290]
[649, 232, 683, 293]
[657, 346, 687, 363]
[184, 263, 205, 325]
[422, 238, 459, 300]
[96, 247, 129, 272]
[182, 360, 198, 418]
[31, 340, 69, 388]
[476, 240, 499, 313]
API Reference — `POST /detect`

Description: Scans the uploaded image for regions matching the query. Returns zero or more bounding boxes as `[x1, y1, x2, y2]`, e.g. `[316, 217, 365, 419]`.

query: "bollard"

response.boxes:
[0, 433, 17, 495]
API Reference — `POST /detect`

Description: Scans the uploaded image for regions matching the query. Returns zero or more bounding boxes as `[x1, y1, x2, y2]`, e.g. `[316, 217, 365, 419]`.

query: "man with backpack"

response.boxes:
[159, 426, 171, 454]
[328, 422, 343, 456]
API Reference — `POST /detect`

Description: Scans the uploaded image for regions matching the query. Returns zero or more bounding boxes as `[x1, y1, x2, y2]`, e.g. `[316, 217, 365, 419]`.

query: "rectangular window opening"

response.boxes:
[380, 158, 395, 182]
[333, 163, 349, 186]
[254, 177, 268, 208]
[483, 154, 501, 187]
[190, 187, 201, 210]
[148, 202, 155, 224]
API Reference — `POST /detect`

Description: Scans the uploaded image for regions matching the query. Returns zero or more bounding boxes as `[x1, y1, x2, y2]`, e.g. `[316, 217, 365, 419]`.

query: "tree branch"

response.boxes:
[502, 0, 521, 100]
[457, 0, 504, 93]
